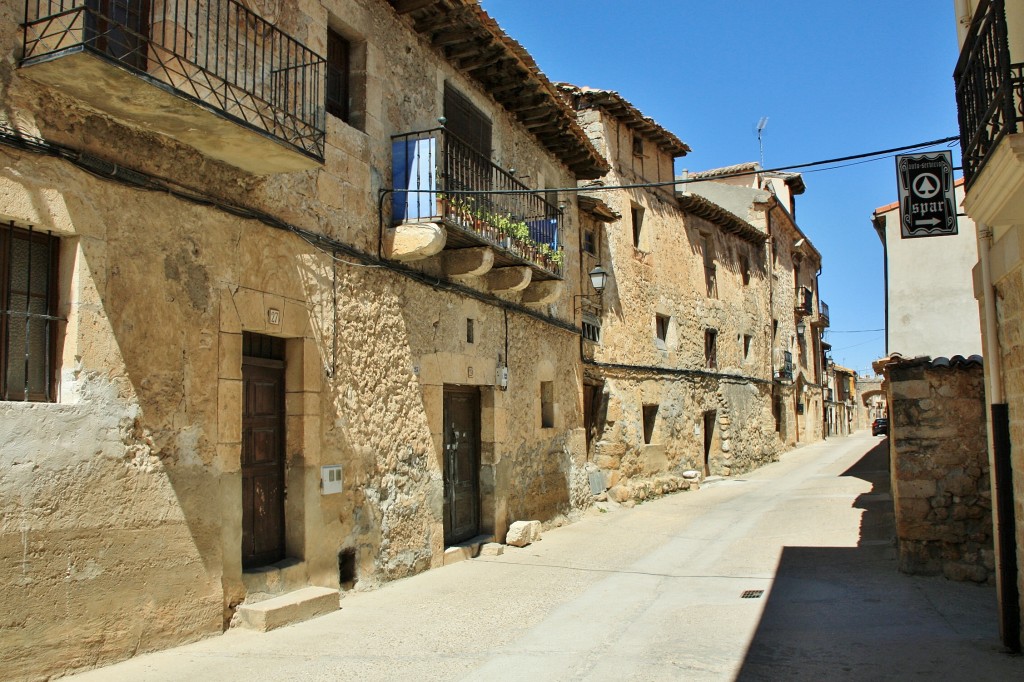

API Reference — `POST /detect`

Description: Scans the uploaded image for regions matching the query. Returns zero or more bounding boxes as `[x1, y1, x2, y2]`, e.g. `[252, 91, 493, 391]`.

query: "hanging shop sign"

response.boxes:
[896, 150, 957, 238]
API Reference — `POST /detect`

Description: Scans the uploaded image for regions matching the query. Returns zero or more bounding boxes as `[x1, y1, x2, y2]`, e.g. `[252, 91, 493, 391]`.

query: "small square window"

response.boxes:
[705, 329, 718, 369]
[541, 381, 554, 428]
[582, 317, 601, 344]
[642, 404, 658, 444]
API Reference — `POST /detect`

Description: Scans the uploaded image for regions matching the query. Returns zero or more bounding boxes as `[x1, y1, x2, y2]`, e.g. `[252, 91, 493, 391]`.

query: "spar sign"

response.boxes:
[896, 150, 957, 238]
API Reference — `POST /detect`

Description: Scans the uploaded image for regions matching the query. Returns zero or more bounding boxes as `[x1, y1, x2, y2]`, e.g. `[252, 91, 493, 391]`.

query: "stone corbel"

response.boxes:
[383, 222, 446, 261]
[520, 280, 563, 305]
[485, 266, 532, 293]
[443, 247, 495, 277]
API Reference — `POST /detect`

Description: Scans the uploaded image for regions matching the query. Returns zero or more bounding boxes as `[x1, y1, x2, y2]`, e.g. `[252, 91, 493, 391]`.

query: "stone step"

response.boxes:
[443, 533, 493, 566]
[234, 586, 339, 632]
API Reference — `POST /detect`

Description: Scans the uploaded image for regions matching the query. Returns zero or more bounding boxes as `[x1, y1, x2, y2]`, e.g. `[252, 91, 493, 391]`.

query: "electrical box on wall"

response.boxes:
[321, 465, 343, 495]
[496, 366, 509, 390]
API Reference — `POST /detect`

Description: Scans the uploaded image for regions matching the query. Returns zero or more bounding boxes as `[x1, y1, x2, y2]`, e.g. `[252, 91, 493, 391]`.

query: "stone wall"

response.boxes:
[885, 359, 993, 583]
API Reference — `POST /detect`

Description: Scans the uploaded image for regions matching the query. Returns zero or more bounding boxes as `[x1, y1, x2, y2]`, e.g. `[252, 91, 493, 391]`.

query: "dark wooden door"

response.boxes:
[242, 359, 286, 569]
[443, 387, 480, 545]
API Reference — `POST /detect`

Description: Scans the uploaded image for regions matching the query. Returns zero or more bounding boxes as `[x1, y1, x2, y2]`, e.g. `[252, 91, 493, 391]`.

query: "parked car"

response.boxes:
[872, 418, 888, 436]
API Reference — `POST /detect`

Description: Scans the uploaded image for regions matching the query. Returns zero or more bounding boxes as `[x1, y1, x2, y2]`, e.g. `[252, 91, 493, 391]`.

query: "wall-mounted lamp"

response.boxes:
[575, 265, 610, 312]
[796, 321, 806, 336]
[588, 265, 609, 293]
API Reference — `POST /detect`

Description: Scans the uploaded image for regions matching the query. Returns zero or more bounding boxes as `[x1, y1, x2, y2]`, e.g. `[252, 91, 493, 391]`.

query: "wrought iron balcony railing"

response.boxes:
[776, 350, 794, 382]
[391, 127, 564, 278]
[817, 299, 830, 327]
[954, 0, 1024, 186]
[23, 1, 325, 162]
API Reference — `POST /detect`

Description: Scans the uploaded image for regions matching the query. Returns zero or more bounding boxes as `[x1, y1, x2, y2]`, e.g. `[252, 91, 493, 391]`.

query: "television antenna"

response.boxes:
[756, 116, 769, 168]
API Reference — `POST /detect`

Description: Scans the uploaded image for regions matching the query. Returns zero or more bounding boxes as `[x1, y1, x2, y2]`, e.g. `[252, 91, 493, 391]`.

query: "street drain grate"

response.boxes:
[741, 590, 764, 599]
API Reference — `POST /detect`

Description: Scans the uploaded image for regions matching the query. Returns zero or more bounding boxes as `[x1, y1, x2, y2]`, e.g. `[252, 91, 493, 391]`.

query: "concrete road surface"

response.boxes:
[70, 432, 1021, 681]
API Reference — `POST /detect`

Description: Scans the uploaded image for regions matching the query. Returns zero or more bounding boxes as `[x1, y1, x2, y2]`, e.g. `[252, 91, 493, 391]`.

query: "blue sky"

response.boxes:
[483, 0, 963, 376]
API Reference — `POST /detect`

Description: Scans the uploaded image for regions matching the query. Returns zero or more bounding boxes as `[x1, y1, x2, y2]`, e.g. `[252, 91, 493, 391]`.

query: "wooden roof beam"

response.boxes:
[391, 0, 439, 14]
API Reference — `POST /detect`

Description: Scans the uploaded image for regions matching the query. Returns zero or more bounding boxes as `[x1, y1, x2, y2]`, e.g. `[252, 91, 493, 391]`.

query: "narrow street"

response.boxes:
[72, 432, 1017, 681]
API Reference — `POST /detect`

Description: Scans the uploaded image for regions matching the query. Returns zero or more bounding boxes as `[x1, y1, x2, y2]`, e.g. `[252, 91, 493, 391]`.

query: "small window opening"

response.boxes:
[326, 29, 351, 121]
[632, 135, 644, 157]
[339, 548, 357, 590]
[541, 381, 554, 428]
[705, 329, 718, 369]
[583, 228, 596, 255]
[631, 204, 644, 249]
[466, 318, 474, 344]
[702, 233, 717, 298]
[642, 404, 658, 444]
[655, 314, 670, 344]
[743, 334, 753, 361]
[741, 256, 751, 286]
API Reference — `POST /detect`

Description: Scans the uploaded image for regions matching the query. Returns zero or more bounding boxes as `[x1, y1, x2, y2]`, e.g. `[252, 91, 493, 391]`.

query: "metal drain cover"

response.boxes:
[741, 590, 764, 599]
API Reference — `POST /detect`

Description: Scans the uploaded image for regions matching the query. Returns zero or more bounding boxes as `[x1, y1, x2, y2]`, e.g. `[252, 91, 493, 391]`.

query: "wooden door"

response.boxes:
[242, 358, 286, 569]
[443, 386, 480, 545]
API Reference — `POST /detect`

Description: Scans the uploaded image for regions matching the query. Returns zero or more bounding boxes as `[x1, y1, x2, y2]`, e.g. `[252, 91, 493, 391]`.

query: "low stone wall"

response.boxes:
[885, 358, 993, 583]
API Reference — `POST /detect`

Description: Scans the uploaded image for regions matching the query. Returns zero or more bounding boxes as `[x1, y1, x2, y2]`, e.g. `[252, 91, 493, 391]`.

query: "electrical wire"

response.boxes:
[384, 135, 961, 198]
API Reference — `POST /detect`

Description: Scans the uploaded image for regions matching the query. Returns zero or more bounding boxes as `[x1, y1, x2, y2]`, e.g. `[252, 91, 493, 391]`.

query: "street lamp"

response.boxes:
[796, 321, 806, 336]
[588, 265, 609, 294]
[575, 265, 611, 312]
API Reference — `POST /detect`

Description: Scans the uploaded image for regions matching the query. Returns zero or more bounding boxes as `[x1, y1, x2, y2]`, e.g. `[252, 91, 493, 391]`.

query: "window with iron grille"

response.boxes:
[1, 224, 60, 402]
[582, 316, 601, 344]
[326, 29, 351, 121]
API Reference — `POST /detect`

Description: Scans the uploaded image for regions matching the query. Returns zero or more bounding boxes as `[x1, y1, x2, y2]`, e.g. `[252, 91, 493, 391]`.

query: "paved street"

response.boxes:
[71, 432, 1020, 681]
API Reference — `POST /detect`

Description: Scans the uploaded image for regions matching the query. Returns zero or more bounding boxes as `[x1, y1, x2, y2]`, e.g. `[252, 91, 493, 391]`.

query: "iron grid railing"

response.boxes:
[818, 299, 829, 325]
[954, 0, 1024, 186]
[22, 0, 325, 161]
[391, 127, 564, 277]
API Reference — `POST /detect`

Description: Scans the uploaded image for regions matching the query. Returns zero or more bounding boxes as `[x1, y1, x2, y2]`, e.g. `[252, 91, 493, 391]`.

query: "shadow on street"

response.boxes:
[735, 438, 1016, 680]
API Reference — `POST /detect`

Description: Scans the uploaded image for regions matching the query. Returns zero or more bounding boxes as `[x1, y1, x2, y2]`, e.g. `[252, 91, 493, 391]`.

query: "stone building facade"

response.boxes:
[558, 88, 827, 500]
[687, 164, 828, 447]
[1, 1, 610, 678]
[876, 356, 993, 583]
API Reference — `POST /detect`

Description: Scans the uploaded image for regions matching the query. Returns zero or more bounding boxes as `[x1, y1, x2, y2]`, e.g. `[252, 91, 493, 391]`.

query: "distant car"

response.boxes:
[872, 418, 888, 436]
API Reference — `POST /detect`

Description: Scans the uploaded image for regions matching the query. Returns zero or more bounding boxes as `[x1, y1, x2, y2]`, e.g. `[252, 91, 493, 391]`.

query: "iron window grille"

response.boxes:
[1, 224, 60, 402]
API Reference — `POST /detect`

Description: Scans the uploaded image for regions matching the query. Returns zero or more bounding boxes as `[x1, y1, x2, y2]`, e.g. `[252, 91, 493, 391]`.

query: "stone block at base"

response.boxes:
[506, 520, 542, 547]
[234, 586, 338, 632]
